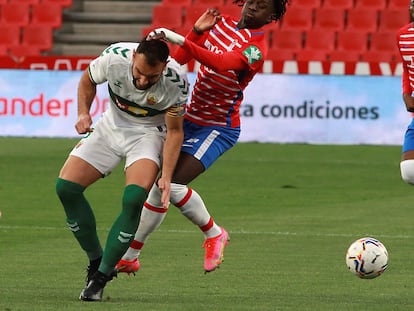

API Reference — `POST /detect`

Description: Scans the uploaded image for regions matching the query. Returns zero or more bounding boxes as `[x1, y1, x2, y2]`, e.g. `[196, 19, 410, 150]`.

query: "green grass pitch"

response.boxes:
[1, 137, 414, 310]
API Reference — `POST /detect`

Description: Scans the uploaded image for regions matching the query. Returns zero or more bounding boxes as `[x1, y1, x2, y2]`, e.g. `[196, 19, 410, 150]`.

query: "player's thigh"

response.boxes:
[125, 159, 159, 192]
[402, 120, 414, 160]
[176, 122, 240, 183]
[124, 129, 164, 191]
[59, 155, 102, 187]
[61, 126, 122, 184]
[172, 152, 204, 184]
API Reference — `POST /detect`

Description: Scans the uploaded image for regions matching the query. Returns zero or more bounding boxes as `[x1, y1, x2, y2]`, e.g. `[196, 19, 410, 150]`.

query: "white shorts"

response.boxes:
[70, 116, 166, 176]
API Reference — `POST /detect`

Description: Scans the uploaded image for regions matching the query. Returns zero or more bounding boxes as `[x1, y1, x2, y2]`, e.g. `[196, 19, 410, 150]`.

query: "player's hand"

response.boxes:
[403, 93, 414, 112]
[194, 8, 221, 33]
[147, 28, 185, 46]
[157, 177, 171, 209]
[75, 113, 93, 134]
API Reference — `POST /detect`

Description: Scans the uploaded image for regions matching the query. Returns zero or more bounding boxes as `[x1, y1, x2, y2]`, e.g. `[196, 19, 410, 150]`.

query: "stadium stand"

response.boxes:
[31, 3, 63, 28]
[327, 50, 361, 62]
[40, 0, 73, 8]
[336, 31, 369, 53]
[161, 0, 191, 5]
[295, 49, 327, 61]
[369, 31, 400, 56]
[289, 0, 321, 9]
[21, 24, 53, 52]
[354, 0, 387, 10]
[0, 24, 21, 47]
[220, 2, 242, 18]
[386, 0, 408, 9]
[272, 29, 304, 52]
[0, 0, 408, 69]
[279, 7, 314, 31]
[346, 8, 379, 33]
[312, 7, 346, 32]
[360, 50, 397, 62]
[303, 29, 336, 52]
[192, 0, 225, 7]
[378, 8, 408, 33]
[150, 4, 184, 29]
[8, 0, 39, 4]
[322, 0, 354, 9]
[0, 2, 31, 27]
[266, 48, 295, 61]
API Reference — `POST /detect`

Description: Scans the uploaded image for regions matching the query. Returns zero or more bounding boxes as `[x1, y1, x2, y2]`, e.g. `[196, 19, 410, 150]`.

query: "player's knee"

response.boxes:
[170, 183, 188, 205]
[55, 177, 84, 201]
[122, 184, 148, 219]
[146, 184, 163, 208]
[400, 160, 414, 184]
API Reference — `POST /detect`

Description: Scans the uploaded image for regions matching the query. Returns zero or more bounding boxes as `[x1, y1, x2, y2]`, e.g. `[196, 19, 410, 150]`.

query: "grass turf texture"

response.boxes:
[0, 137, 413, 310]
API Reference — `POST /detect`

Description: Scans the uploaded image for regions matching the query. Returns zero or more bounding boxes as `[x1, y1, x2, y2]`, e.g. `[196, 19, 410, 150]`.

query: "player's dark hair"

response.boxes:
[136, 39, 169, 66]
[233, 0, 289, 22]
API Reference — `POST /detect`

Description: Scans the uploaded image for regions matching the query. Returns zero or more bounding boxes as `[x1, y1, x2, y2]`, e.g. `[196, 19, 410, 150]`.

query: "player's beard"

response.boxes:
[132, 78, 153, 90]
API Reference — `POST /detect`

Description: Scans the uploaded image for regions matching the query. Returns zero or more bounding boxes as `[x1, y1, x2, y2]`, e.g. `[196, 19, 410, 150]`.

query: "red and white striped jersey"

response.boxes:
[174, 15, 267, 128]
[397, 23, 414, 95]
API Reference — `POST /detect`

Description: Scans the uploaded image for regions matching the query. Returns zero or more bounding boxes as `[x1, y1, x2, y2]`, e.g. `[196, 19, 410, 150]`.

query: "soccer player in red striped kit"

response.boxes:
[117, 0, 289, 274]
[398, 1, 414, 185]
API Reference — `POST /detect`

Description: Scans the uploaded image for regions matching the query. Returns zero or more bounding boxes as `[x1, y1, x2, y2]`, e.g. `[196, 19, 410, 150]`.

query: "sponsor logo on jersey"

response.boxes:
[242, 46, 262, 64]
[147, 94, 158, 105]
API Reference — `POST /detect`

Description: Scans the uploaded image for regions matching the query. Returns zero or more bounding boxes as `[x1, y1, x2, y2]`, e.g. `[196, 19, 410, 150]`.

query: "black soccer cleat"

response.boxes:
[79, 271, 113, 302]
[85, 257, 102, 286]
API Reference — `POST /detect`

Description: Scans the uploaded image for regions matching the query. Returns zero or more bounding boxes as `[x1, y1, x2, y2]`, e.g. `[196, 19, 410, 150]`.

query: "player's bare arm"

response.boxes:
[75, 70, 96, 134]
[158, 112, 185, 208]
[403, 93, 414, 112]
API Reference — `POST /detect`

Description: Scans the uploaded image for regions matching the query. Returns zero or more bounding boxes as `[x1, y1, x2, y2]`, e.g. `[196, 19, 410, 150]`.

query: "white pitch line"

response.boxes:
[0, 225, 413, 239]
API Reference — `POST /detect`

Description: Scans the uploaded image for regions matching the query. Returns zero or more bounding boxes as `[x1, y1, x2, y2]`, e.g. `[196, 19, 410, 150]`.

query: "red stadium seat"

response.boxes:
[151, 4, 184, 30]
[346, 8, 379, 33]
[280, 7, 313, 31]
[327, 50, 361, 62]
[0, 45, 7, 56]
[387, 0, 409, 9]
[21, 25, 53, 51]
[313, 8, 345, 31]
[304, 29, 336, 52]
[220, 3, 242, 19]
[378, 9, 409, 33]
[31, 3, 62, 28]
[322, 0, 354, 9]
[0, 24, 21, 47]
[369, 32, 399, 54]
[266, 48, 296, 61]
[184, 4, 211, 25]
[336, 31, 368, 52]
[360, 50, 398, 62]
[161, 0, 192, 6]
[8, 0, 40, 4]
[8, 45, 41, 57]
[40, 0, 73, 8]
[289, 0, 321, 9]
[354, 0, 387, 10]
[192, 0, 225, 7]
[0, 3, 30, 27]
[296, 49, 328, 61]
[272, 30, 303, 51]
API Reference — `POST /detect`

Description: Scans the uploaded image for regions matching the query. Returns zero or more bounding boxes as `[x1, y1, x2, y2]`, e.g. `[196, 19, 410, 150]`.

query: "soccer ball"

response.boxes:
[345, 237, 388, 279]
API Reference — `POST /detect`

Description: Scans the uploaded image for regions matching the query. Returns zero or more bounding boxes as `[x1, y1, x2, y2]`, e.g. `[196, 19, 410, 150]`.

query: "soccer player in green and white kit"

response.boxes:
[55, 39, 188, 302]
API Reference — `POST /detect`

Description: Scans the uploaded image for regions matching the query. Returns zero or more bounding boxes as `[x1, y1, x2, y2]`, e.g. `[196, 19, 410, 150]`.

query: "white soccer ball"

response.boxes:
[345, 237, 388, 279]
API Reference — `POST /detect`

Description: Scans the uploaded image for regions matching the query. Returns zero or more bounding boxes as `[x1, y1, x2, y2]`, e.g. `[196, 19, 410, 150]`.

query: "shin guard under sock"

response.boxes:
[55, 178, 103, 260]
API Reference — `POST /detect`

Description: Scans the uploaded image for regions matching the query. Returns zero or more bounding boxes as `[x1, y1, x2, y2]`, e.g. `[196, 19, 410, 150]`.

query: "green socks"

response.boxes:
[99, 184, 148, 275]
[56, 178, 103, 260]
